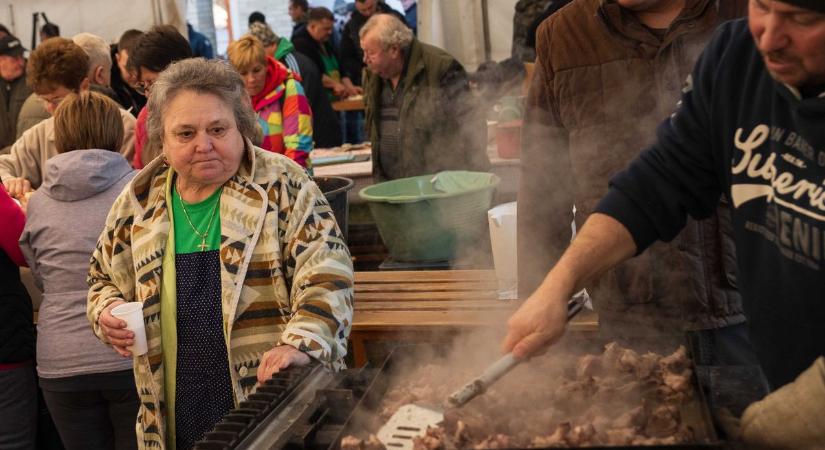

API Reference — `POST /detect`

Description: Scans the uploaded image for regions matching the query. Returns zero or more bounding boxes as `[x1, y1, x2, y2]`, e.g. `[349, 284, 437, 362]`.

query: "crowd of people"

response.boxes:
[0, 0, 823, 449]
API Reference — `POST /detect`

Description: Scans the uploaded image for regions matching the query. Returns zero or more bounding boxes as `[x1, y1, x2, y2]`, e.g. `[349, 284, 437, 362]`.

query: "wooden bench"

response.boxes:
[350, 269, 598, 367]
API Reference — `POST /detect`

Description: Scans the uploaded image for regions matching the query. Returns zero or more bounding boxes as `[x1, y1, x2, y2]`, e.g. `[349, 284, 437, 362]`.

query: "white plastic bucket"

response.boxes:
[488, 202, 517, 299]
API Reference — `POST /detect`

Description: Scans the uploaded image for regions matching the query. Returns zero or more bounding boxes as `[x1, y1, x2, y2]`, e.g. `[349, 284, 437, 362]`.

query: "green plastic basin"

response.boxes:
[359, 171, 500, 262]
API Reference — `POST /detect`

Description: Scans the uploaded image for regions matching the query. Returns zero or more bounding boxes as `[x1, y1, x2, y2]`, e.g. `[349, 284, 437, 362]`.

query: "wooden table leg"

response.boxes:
[350, 334, 369, 368]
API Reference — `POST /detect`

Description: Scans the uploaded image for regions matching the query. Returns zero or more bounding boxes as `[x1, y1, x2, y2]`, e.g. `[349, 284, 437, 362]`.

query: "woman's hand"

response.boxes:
[331, 82, 348, 98]
[3, 177, 33, 200]
[257, 345, 311, 384]
[98, 300, 134, 357]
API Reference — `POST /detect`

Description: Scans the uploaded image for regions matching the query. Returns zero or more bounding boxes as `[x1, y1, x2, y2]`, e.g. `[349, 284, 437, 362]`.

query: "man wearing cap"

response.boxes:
[0, 35, 29, 152]
[504, 0, 825, 447]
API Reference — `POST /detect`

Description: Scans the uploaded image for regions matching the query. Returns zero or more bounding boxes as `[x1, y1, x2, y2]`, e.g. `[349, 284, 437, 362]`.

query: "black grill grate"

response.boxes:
[192, 362, 320, 450]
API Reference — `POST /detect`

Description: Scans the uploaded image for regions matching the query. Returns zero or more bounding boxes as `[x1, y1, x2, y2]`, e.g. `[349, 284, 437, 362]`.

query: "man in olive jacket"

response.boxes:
[518, 0, 752, 362]
[0, 35, 30, 152]
[361, 14, 489, 181]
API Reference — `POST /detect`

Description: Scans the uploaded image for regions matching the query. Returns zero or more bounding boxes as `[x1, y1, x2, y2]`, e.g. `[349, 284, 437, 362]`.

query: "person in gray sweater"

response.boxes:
[19, 91, 138, 450]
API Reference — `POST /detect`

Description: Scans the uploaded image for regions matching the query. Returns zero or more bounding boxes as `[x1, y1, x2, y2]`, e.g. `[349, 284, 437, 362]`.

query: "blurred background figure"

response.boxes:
[72, 33, 116, 97]
[110, 29, 146, 117]
[17, 31, 128, 142]
[20, 91, 138, 450]
[187, 22, 214, 58]
[248, 21, 342, 149]
[524, 0, 573, 58]
[0, 182, 36, 450]
[127, 25, 192, 168]
[39, 20, 60, 43]
[289, 0, 310, 38]
[227, 35, 313, 168]
[0, 34, 29, 153]
[400, 0, 417, 34]
[249, 11, 266, 27]
[510, 0, 552, 62]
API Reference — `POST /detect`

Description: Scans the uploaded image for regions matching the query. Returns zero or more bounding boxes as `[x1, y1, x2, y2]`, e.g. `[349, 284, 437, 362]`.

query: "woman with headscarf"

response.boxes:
[227, 35, 314, 168]
[87, 58, 353, 450]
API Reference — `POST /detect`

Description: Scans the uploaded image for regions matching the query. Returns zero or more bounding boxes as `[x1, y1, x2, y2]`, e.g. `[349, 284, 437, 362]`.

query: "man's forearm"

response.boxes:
[534, 213, 637, 301]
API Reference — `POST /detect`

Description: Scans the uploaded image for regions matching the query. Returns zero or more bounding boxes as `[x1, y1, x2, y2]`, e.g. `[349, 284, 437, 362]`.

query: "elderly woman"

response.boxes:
[87, 58, 353, 450]
[227, 35, 313, 168]
[19, 91, 138, 450]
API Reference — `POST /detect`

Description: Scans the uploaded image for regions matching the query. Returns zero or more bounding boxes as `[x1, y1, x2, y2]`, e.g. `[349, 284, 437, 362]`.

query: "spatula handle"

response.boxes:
[447, 295, 588, 408]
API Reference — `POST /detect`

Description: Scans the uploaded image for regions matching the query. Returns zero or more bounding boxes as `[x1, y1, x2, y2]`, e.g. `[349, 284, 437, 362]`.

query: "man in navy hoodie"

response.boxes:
[504, 0, 825, 447]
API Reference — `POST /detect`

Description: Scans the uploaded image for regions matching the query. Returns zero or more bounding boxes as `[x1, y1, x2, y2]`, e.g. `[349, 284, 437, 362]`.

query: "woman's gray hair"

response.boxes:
[359, 14, 413, 51]
[72, 32, 112, 74]
[147, 58, 258, 152]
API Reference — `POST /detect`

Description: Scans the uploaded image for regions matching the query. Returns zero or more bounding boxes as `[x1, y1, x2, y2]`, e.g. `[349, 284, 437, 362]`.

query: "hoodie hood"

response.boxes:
[41, 149, 135, 202]
[275, 37, 295, 60]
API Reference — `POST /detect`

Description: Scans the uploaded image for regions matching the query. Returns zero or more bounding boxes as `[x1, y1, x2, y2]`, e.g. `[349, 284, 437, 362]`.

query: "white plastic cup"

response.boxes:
[488, 202, 518, 299]
[111, 302, 148, 356]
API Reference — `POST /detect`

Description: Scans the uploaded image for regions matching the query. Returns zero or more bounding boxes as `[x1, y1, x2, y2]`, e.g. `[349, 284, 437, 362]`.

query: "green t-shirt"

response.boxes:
[320, 45, 341, 101]
[171, 186, 222, 253]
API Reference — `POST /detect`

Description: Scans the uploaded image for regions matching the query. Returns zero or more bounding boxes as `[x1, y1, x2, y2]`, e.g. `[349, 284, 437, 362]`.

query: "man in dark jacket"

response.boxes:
[110, 29, 146, 117]
[361, 14, 489, 181]
[289, 0, 309, 39]
[518, 0, 752, 362]
[0, 35, 30, 152]
[187, 22, 214, 59]
[505, 1, 825, 447]
[293, 7, 358, 99]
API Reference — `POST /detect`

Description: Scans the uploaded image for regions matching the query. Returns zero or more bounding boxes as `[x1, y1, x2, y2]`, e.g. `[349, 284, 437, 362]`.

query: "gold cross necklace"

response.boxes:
[178, 185, 221, 252]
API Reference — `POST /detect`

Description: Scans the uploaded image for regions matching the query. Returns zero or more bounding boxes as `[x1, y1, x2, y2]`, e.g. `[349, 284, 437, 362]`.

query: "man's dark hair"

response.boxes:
[0, 24, 9, 37]
[249, 11, 266, 26]
[308, 6, 334, 23]
[41, 23, 60, 39]
[290, 0, 309, 12]
[117, 29, 144, 54]
[127, 25, 192, 74]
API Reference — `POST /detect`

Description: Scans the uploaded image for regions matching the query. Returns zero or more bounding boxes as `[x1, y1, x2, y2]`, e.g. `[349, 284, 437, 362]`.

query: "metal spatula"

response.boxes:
[376, 293, 590, 450]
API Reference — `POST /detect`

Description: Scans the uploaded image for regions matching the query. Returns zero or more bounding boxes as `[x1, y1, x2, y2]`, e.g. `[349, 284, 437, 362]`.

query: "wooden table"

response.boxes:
[350, 269, 598, 367]
[332, 97, 365, 111]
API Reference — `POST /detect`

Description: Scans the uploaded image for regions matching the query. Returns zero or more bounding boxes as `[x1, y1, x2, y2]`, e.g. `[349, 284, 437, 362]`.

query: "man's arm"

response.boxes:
[0, 124, 46, 197]
[503, 213, 636, 357]
[322, 74, 347, 97]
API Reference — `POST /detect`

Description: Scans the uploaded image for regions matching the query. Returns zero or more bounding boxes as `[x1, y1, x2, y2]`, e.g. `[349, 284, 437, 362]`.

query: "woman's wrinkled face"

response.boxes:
[239, 63, 267, 97]
[163, 90, 244, 189]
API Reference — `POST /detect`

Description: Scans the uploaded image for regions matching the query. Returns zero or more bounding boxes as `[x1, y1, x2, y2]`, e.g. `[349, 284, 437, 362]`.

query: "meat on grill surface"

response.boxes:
[342, 343, 699, 449]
